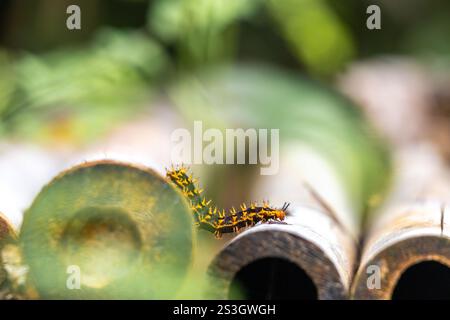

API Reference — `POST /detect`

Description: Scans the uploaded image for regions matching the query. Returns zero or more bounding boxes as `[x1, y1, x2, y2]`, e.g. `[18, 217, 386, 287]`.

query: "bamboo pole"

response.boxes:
[18, 160, 194, 299]
[340, 59, 450, 299]
[352, 145, 450, 299]
[206, 145, 358, 299]
[0, 107, 197, 299]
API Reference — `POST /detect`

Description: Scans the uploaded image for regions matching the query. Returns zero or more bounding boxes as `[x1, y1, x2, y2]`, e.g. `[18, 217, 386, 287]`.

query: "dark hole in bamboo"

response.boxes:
[392, 261, 450, 300]
[228, 257, 318, 300]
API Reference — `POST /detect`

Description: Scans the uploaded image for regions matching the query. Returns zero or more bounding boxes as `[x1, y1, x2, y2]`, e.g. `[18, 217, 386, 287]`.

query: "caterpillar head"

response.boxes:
[274, 210, 285, 220]
[276, 202, 290, 220]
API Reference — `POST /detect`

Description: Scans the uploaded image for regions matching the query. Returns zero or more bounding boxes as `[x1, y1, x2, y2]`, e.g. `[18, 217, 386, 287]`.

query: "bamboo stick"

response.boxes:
[340, 59, 450, 299]
[352, 145, 450, 299]
[18, 160, 194, 299]
[0, 107, 196, 299]
[206, 145, 358, 299]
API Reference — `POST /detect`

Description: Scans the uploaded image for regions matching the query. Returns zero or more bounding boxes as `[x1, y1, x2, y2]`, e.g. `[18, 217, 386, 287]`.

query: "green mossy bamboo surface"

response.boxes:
[19, 161, 194, 299]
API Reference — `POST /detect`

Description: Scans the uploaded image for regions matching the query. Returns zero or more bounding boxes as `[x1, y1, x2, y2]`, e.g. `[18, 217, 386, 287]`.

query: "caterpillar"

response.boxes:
[166, 166, 289, 238]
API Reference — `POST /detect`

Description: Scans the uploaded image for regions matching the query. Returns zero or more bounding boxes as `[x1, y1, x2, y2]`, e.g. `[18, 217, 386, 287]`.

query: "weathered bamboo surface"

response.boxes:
[341, 59, 450, 299]
[0, 107, 196, 299]
[17, 160, 195, 299]
[207, 145, 358, 299]
[352, 145, 450, 299]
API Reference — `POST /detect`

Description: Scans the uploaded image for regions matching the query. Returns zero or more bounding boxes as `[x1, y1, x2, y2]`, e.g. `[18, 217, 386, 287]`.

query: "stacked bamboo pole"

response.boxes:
[207, 145, 358, 299]
[352, 145, 450, 299]
[19, 160, 194, 299]
[208, 60, 450, 300]
[341, 59, 450, 299]
[0, 107, 199, 299]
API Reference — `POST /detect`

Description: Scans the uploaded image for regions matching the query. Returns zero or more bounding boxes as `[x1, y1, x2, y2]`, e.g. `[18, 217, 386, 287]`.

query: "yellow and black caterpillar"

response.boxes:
[166, 166, 289, 238]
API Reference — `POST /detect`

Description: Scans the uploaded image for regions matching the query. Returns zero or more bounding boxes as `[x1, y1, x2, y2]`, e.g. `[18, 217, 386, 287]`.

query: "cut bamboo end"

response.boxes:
[353, 146, 450, 300]
[204, 146, 359, 300]
[352, 202, 450, 299]
[20, 160, 194, 299]
[353, 233, 450, 300]
[206, 206, 354, 300]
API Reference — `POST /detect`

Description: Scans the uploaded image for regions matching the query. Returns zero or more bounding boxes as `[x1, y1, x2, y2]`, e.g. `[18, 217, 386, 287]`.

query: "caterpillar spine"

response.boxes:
[166, 166, 289, 238]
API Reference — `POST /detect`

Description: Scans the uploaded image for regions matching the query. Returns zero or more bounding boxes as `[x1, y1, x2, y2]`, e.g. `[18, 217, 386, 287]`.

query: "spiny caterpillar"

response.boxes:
[166, 166, 289, 238]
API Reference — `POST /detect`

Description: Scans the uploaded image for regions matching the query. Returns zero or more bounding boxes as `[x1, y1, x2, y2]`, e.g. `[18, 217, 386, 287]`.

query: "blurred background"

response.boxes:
[0, 0, 449, 298]
[1, 0, 449, 145]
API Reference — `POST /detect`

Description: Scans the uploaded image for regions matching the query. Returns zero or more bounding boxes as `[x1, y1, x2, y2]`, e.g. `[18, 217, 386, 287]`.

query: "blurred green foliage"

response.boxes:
[148, 0, 355, 74]
[0, 53, 16, 118]
[169, 65, 390, 213]
[269, 0, 355, 76]
[0, 0, 449, 144]
[0, 29, 167, 144]
[149, 0, 261, 66]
